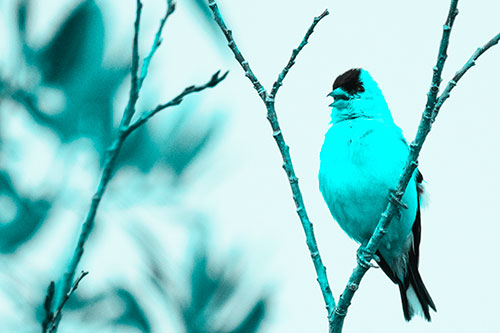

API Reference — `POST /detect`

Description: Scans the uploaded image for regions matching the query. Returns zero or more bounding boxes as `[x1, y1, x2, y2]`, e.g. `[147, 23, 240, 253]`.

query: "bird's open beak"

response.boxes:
[327, 90, 336, 107]
[327, 88, 349, 107]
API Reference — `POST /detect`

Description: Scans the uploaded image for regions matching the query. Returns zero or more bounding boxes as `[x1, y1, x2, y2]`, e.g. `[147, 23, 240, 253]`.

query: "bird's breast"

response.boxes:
[319, 120, 414, 246]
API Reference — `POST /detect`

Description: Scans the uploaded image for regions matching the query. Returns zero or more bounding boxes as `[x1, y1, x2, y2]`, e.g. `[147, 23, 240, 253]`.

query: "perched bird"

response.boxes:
[318, 68, 436, 321]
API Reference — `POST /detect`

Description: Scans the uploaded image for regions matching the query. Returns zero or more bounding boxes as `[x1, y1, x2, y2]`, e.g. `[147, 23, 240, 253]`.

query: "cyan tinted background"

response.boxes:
[1, 0, 499, 332]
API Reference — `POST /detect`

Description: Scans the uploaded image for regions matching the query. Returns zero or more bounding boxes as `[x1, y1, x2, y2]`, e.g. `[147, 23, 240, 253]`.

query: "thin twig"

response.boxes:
[46, 1, 226, 332]
[432, 31, 500, 122]
[55, 0, 145, 311]
[137, 0, 176, 91]
[121, 0, 143, 128]
[126, 70, 228, 134]
[207, 0, 335, 320]
[47, 271, 88, 333]
[330, 1, 459, 332]
[208, 0, 267, 100]
[270, 9, 329, 99]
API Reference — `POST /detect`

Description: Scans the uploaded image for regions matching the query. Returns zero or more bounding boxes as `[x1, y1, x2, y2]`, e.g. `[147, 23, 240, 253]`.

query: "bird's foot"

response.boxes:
[357, 247, 379, 269]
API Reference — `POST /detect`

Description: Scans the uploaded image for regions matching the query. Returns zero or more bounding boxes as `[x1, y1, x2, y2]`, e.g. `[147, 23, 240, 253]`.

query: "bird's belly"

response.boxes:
[322, 163, 391, 244]
[319, 124, 416, 248]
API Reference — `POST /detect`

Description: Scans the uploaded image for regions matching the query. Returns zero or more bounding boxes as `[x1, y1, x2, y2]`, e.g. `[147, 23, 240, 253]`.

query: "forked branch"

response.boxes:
[331, 0, 499, 331]
[207, 0, 335, 323]
[43, 1, 227, 331]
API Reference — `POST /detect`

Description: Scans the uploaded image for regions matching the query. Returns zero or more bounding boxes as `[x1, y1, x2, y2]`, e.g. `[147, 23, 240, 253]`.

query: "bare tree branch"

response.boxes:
[120, 0, 143, 128]
[330, 1, 461, 331]
[126, 70, 228, 134]
[270, 9, 329, 99]
[207, 0, 336, 322]
[45, 1, 226, 331]
[432, 31, 500, 121]
[137, 0, 176, 91]
[47, 271, 88, 333]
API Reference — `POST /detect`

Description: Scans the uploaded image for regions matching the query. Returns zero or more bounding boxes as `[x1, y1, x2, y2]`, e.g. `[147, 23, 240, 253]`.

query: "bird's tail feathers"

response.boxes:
[377, 250, 436, 321]
[404, 261, 436, 321]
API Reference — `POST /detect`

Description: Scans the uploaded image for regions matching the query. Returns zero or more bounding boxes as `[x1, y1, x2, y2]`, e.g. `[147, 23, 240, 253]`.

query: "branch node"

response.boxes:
[423, 112, 432, 120]
[389, 190, 408, 209]
[347, 282, 358, 291]
[334, 305, 347, 317]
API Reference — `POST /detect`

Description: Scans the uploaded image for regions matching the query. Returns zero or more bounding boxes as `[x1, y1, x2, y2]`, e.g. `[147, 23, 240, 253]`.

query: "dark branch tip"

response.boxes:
[207, 70, 229, 87]
[168, 0, 176, 14]
[319, 8, 329, 18]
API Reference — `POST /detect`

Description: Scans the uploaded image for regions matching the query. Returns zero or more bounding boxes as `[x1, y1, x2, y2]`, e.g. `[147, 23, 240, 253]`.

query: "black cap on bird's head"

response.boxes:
[327, 68, 367, 104]
[331, 68, 365, 95]
[327, 68, 394, 123]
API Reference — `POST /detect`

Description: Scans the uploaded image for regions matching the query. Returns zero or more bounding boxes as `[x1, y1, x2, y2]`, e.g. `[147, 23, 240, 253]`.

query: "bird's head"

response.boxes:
[327, 68, 394, 123]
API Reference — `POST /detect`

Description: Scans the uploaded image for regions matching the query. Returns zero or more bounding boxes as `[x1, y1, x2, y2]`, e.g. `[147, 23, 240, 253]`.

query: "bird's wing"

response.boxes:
[377, 169, 436, 320]
[413, 169, 424, 259]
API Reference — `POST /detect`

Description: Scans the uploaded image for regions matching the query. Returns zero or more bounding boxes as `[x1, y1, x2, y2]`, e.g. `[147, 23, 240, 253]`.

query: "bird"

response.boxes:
[318, 68, 436, 321]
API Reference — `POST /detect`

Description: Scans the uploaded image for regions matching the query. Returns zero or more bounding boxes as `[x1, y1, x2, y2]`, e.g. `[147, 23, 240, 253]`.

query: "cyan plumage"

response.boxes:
[319, 68, 436, 321]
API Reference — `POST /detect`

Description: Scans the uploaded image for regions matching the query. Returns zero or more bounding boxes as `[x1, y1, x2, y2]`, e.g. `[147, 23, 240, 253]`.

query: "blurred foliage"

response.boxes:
[1, 0, 222, 255]
[1, 0, 268, 332]
[188, 0, 234, 50]
[181, 241, 267, 333]
[112, 287, 152, 332]
[23, 0, 124, 152]
[0, 171, 52, 253]
[41, 281, 56, 332]
[190, 0, 219, 35]
[162, 106, 220, 177]
[134, 226, 268, 333]
[36, 283, 151, 332]
[36, 0, 104, 86]
[32, 225, 267, 333]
